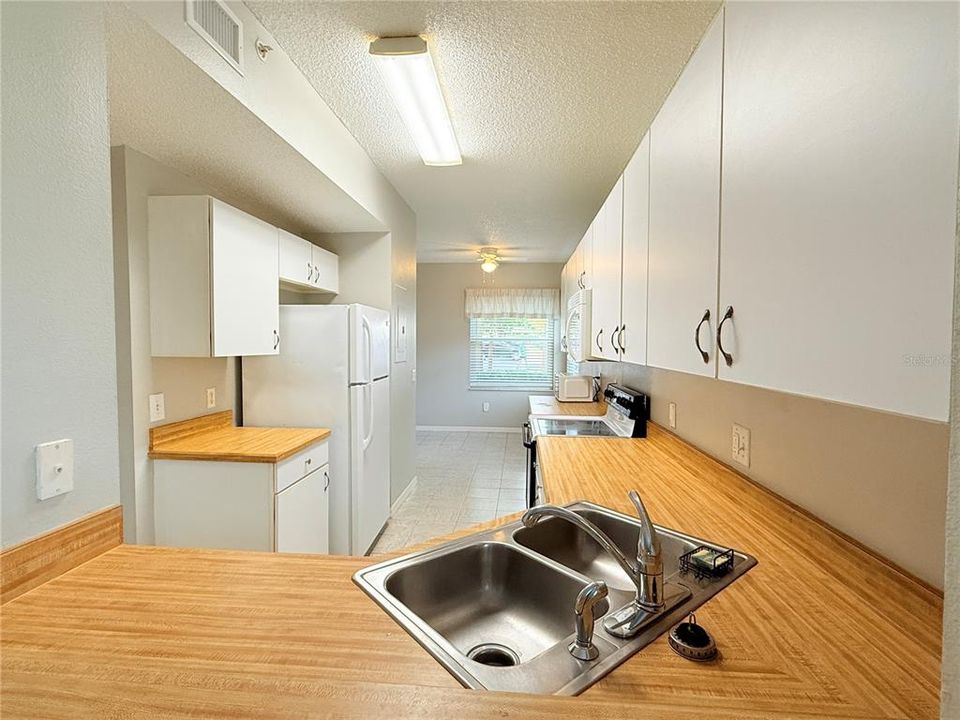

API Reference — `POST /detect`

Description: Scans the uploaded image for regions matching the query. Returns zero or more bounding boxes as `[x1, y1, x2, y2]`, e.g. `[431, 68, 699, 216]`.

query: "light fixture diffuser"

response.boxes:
[370, 36, 462, 167]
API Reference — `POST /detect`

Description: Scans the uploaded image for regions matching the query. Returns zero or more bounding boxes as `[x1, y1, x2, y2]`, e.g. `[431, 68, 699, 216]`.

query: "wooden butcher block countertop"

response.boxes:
[0, 427, 942, 719]
[148, 410, 330, 463]
[529, 395, 606, 416]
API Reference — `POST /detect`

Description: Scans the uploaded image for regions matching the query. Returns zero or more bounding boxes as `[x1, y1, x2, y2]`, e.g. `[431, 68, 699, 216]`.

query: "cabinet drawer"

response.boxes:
[276, 441, 328, 493]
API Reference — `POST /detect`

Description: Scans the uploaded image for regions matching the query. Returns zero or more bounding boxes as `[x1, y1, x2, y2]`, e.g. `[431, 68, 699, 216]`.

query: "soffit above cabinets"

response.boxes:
[246, 1, 721, 262]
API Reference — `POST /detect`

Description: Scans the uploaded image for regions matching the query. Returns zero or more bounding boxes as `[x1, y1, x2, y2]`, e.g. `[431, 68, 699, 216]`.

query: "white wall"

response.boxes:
[417, 263, 562, 430]
[1, 3, 120, 546]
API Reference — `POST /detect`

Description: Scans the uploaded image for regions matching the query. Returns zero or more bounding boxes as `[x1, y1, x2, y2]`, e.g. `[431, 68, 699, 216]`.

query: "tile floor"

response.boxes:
[370, 430, 528, 553]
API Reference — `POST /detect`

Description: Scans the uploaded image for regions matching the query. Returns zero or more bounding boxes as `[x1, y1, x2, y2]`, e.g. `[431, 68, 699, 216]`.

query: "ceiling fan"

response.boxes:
[430, 245, 531, 269]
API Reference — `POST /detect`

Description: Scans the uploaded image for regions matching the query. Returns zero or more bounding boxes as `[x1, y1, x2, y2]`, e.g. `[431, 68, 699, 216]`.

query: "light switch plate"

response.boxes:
[149, 393, 165, 422]
[36, 439, 74, 500]
[482, 401, 490, 413]
[732, 423, 751, 467]
[205, 387, 216, 409]
[668, 402, 677, 429]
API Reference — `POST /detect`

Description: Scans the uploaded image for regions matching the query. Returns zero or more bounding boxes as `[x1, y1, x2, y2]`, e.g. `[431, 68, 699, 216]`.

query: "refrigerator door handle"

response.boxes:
[361, 315, 373, 384]
[362, 383, 374, 450]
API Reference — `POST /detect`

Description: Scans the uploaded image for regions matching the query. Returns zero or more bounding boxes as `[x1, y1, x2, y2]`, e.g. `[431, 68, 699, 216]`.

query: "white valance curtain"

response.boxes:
[464, 287, 560, 318]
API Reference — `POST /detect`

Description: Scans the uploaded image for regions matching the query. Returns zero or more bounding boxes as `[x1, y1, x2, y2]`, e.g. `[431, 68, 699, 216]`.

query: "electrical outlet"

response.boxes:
[149, 393, 165, 422]
[668, 402, 677, 429]
[205, 387, 216, 409]
[36, 439, 74, 500]
[732, 423, 751, 467]
[482, 401, 490, 413]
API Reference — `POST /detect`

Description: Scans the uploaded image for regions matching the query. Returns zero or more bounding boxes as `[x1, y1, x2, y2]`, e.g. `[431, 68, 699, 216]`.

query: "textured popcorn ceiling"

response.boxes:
[247, 1, 720, 262]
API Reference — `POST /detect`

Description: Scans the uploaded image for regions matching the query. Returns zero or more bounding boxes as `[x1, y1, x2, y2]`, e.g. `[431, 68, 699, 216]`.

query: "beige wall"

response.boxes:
[940, 176, 959, 717]
[2, 2, 121, 547]
[417, 263, 562, 430]
[586, 361, 950, 588]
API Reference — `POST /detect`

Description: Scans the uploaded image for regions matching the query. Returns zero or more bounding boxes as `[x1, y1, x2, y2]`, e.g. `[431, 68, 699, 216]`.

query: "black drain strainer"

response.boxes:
[467, 643, 520, 667]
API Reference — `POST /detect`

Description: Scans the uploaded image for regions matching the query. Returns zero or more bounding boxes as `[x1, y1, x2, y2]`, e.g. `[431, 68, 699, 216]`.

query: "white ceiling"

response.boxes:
[247, 1, 720, 262]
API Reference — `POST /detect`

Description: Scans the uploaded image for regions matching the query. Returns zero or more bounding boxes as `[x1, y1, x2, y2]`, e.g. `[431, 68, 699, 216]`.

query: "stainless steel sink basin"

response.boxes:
[354, 501, 756, 695]
[385, 541, 600, 665]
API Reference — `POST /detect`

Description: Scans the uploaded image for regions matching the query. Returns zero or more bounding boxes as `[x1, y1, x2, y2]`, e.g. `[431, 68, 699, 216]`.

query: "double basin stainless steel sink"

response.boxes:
[354, 500, 756, 695]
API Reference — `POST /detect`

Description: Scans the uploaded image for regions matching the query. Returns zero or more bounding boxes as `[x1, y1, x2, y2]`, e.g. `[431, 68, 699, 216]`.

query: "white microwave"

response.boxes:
[554, 373, 596, 402]
[565, 288, 592, 363]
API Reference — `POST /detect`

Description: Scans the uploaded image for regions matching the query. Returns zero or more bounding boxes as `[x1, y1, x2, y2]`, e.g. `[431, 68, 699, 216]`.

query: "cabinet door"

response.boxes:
[647, 11, 723, 377]
[278, 229, 313, 288]
[276, 465, 329, 554]
[620, 132, 650, 366]
[580, 221, 594, 289]
[590, 178, 623, 361]
[210, 199, 280, 357]
[559, 261, 571, 353]
[718, 2, 958, 420]
[311, 245, 339, 294]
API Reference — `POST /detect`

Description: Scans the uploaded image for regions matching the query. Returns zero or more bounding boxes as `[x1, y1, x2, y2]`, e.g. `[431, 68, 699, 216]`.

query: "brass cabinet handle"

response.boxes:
[716, 306, 734, 367]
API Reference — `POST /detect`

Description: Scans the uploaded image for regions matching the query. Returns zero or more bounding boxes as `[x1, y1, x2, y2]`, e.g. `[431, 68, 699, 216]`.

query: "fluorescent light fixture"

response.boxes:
[370, 36, 461, 167]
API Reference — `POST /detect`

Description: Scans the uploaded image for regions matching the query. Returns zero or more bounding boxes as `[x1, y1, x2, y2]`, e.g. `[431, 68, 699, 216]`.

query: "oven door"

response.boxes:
[522, 421, 538, 508]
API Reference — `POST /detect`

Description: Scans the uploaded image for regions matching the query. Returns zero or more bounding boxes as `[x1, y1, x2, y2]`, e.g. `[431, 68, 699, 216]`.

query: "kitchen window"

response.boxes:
[465, 288, 559, 391]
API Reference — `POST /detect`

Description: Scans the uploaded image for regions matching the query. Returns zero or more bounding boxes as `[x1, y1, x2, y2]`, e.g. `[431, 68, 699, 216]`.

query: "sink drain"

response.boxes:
[467, 643, 520, 667]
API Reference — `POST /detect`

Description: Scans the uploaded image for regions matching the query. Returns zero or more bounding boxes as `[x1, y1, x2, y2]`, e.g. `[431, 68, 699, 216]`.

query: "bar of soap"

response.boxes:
[690, 547, 730, 572]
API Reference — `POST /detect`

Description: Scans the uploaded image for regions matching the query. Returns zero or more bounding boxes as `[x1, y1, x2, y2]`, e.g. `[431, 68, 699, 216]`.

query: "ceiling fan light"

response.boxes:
[480, 258, 499, 273]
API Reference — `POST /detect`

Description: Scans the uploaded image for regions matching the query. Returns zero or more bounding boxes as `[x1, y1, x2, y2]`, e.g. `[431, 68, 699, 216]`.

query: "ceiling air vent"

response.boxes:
[185, 0, 244, 75]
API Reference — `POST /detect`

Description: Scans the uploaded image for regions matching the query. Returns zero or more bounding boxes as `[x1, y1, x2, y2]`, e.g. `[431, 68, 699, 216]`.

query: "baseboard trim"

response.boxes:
[417, 425, 522, 434]
[392, 475, 418, 513]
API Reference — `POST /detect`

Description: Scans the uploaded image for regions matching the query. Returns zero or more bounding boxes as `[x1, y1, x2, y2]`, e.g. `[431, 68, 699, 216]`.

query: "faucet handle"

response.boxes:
[627, 490, 661, 569]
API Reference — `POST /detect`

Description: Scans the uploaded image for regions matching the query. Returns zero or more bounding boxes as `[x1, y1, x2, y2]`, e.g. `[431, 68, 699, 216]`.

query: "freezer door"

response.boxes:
[349, 304, 391, 384]
[349, 378, 391, 554]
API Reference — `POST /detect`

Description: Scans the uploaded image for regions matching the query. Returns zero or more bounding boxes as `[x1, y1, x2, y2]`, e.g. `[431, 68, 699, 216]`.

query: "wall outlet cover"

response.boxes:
[668, 402, 677, 429]
[149, 393, 165, 422]
[732, 423, 751, 468]
[36, 439, 74, 500]
[206, 387, 216, 409]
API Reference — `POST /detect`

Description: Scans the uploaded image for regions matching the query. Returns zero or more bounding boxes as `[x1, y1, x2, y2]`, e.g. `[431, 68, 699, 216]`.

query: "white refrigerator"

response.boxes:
[242, 304, 391, 555]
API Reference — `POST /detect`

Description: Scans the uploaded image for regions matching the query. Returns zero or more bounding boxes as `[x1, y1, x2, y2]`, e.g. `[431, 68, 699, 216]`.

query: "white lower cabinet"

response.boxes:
[154, 442, 330, 553]
[276, 467, 329, 554]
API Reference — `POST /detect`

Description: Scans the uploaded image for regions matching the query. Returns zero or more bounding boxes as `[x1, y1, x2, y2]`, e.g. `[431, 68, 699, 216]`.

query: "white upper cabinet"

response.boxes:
[278, 229, 313, 287]
[578, 221, 594, 289]
[718, 2, 959, 420]
[590, 177, 623, 361]
[279, 229, 339, 294]
[149, 196, 279, 358]
[620, 132, 650, 366]
[646, 10, 724, 378]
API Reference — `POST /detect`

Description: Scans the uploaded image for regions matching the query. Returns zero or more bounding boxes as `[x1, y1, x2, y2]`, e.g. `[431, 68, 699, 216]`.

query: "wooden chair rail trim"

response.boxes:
[0, 505, 123, 604]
